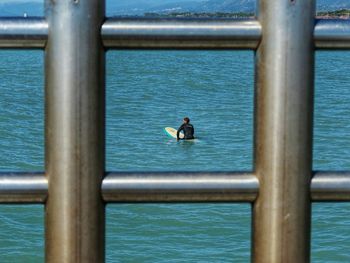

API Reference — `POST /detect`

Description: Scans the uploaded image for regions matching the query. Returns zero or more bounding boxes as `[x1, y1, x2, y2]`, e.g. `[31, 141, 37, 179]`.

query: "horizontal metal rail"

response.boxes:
[102, 18, 261, 49]
[102, 172, 258, 202]
[0, 18, 350, 49]
[315, 19, 350, 49]
[0, 18, 47, 48]
[311, 172, 350, 201]
[0, 172, 350, 203]
[0, 172, 47, 203]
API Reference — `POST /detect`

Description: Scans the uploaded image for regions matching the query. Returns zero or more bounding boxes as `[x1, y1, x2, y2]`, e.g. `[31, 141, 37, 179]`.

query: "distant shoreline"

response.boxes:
[112, 9, 350, 19]
[317, 9, 350, 19]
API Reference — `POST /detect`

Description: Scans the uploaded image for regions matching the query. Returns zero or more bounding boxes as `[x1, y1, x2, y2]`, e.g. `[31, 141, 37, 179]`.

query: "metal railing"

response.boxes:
[0, 0, 349, 262]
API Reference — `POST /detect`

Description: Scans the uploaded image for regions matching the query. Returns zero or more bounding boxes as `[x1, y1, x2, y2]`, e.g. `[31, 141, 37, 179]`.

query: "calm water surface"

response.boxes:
[0, 50, 349, 262]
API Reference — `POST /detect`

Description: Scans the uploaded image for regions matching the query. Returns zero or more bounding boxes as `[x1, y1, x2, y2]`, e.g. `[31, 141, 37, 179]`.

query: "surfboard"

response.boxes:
[164, 127, 184, 139]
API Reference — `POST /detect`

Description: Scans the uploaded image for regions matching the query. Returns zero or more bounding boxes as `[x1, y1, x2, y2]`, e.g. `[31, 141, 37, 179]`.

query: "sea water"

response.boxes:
[0, 50, 349, 262]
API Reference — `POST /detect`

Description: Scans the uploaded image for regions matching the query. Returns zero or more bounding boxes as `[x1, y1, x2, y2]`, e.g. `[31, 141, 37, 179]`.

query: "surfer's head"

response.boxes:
[183, 117, 190, 124]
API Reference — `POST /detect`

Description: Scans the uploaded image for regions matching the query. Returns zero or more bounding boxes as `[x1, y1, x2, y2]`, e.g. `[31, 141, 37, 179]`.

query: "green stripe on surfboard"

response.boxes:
[164, 127, 184, 139]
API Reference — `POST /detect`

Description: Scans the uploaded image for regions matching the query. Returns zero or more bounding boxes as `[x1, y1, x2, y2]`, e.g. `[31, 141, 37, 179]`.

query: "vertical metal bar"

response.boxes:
[253, 0, 315, 262]
[45, 0, 105, 262]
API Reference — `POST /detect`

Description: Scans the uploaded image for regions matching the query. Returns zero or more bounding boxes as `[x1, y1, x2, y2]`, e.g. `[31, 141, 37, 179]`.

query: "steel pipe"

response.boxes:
[1, 18, 350, 50]
[0, 172, 46, 203]
[315, 19, 350, 49]
[0, 172, 349, 204]
[102, 18, 262, 49]
[45, 0, 105, 262]
[253, 0, 315, 262]
[102, 172, 258, 202]
[312, 172, 350, 201]
[0, 18, 47, 48]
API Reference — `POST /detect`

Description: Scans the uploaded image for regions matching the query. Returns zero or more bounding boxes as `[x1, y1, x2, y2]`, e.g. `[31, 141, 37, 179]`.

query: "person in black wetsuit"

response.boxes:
[177, 117, 194, 141]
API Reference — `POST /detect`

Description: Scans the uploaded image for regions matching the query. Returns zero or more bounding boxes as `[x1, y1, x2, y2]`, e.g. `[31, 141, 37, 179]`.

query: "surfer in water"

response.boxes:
[177, 117, 194, 141]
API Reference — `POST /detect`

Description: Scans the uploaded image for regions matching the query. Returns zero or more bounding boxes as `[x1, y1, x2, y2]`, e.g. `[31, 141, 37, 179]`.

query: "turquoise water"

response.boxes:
[0, 50, 349, 262]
